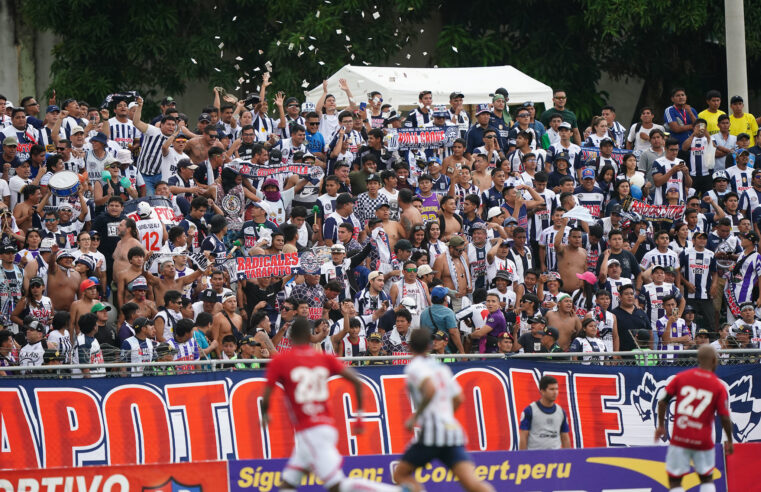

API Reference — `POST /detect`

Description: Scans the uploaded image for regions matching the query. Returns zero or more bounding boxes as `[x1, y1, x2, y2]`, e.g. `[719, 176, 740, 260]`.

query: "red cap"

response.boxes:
[80, 278, 98, 292]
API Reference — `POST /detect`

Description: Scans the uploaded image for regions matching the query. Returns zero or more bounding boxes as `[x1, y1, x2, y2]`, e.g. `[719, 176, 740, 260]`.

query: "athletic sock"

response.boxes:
[699, 484, 716, 492]
[339, 478, 402, 492]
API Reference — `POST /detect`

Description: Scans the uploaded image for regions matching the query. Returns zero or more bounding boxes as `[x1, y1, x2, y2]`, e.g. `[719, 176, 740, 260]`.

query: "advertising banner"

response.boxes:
[725, 442, 760, 490]
[0, 460, 228, 491]
[623, 196, 686, 222]
[230, 445, 727, 492]
[1, 360, 758, 470]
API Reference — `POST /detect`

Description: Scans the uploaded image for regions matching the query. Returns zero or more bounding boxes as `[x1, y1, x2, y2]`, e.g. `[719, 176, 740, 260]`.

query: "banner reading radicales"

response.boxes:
[623, 196, 685, 222]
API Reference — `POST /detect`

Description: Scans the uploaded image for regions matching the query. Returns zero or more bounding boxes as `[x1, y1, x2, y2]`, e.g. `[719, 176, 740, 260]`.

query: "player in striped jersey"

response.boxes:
[679, 231, 717, 332]
[131, 97, 177, 195]
[640, 231, 680, 271]
[109, 100, 142, 150]
[640, 265, 684, 330]
[394, 329, 495, 492]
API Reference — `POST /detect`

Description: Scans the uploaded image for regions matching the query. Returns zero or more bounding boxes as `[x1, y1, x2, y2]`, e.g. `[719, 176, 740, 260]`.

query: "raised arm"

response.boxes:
[316, 79, 329, 115]
[132, 97, 149, 133]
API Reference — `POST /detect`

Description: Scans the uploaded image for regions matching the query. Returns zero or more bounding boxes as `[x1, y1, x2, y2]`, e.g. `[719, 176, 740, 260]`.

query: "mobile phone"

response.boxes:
[359, 102, 367, 111]
[639, 229, 647, 237]
[672, 308, 679, 316]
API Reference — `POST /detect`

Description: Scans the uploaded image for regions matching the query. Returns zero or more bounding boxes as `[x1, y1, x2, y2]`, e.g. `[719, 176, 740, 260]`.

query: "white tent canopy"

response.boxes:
[304, 65, 553, 111]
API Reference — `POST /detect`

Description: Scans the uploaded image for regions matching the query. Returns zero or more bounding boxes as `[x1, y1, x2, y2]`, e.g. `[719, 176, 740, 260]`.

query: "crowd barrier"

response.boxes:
[3, 443, 752, 491]
[1, 359, 758, 471]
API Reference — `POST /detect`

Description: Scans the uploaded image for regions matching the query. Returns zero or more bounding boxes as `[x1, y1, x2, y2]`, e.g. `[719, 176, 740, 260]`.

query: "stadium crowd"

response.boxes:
[0, 80, 760, 376]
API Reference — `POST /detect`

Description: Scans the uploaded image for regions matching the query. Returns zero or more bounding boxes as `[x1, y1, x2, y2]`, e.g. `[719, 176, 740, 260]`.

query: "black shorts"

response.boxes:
[400, 442, 471, 469]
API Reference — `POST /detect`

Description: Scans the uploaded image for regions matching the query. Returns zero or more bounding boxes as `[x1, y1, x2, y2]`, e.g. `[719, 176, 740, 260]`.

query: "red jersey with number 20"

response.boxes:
[664, 368, 729, 450]
[265, 345, 345, 431]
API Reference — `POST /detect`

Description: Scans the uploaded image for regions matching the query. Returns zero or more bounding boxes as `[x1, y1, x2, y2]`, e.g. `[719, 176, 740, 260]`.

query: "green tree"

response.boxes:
[22, 0, 432, 110]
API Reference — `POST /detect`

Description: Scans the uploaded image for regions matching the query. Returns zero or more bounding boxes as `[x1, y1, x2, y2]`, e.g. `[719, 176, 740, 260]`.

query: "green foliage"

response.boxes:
[23, 0, 431, 109]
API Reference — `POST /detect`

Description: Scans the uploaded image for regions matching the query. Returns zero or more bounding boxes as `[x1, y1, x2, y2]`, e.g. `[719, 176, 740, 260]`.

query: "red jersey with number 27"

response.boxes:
[265, 344, 345, 431]
[664, 367, 729, 450]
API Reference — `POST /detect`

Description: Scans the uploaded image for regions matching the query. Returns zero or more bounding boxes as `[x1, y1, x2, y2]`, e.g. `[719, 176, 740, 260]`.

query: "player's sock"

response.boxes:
[699, 484, 716, 492]
[339, 478, 403, 492]
[669, 488, 685, 492]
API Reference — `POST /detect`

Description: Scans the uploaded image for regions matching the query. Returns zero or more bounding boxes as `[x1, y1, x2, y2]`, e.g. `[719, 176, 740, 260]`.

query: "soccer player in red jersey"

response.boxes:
[655, 345, 734, 492]
[261, 317, 418, 492]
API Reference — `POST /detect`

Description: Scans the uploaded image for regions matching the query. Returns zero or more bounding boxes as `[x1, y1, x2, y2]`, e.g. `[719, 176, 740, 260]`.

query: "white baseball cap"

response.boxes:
[487, 206, 504, 220]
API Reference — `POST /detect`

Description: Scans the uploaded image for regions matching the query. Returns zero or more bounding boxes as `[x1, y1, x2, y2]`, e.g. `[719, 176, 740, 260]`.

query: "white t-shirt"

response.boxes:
[626, 123, 665, 153]
[136, 218, 165, 252]
[161, 147, 185, 181]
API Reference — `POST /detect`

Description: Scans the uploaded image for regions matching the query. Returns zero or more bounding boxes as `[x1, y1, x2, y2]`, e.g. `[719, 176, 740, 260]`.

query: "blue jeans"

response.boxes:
[142, 173, 163, 196]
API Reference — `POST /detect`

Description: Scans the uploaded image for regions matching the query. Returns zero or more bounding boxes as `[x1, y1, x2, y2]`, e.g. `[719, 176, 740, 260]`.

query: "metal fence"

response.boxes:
[3, 349, 760, 379]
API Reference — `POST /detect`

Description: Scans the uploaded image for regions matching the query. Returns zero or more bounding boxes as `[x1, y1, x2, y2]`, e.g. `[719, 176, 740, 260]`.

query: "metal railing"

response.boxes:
[3, 349, 760, 378]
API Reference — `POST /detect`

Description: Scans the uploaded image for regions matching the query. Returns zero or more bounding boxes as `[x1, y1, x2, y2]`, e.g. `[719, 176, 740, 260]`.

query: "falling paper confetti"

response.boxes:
[265, 61, 273, 71]
[276, 40, 281, 46]
[214, 67, 221, 72]
[309, 36, 316, 40]
[258, 49, 264, 54]
[235, 86, 240, 90]
[218, 42, 224, 49]
[235, 56, 243, 61]
[345, 35, 350, 41]
[350, 54, 355, 60]
[288, 43, 294, 50]
[254, 67, 261, 71]
[308, 44, 315, 50]
[191, 58, 197, 64]
[373, 11, 380, 19]
[301, 80, 309, 88]
[336, 29, 342, 34]
[423, 51, 428, 56]
[232, 16, 237, 21]
[452, 46, 458, 52]
[234, 64, 240, 70]
[316, 10, 320, 18]
[361, 11, 365, 18]
[214, 36, 220, 39]
[318, 61, 325, 65]
[406, 53, 411, 59]
[238, 77, 245, 84]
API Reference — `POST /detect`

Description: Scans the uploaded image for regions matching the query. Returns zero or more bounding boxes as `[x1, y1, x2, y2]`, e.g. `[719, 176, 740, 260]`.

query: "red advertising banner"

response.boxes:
[725, 442, 760, 490]
[1, 361, 757, 470]
[0, 460, 228, 491]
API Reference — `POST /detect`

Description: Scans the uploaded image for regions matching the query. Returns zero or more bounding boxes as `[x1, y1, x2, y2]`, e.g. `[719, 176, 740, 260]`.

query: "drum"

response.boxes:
[48, 171, 80, 197]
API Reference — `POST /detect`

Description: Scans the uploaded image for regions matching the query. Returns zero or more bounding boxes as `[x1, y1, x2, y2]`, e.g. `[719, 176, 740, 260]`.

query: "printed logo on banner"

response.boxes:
[142, 477, 202, 492]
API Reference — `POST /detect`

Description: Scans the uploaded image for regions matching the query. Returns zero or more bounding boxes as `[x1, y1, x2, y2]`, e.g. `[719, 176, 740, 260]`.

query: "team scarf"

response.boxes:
[372, 227, 396, 272]
[445, 248, 471, 294]
[401, 278, 430, 310]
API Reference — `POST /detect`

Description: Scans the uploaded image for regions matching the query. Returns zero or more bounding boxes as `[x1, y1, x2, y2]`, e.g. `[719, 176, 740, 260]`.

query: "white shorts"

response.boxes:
[282, 424, 345, 488]
[665, 445, 716, 477]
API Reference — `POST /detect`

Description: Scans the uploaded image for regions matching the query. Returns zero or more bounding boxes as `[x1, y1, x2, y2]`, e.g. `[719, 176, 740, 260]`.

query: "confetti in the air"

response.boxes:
[276, 41, 281, 46]
[213, 67, 221, 72]
[336, 29, 342, 34]
[297, 50, 304, 57]
[234, 64, 240, 70]
[258, 50, 264, 54]
[345, 35, 351, 41]
[406, 53, 411, 59]
[218, 42, 224, 49]
[302, 80, 309, 88]
[214, 36, 220, 39]
[316, 10, 320, 18]
[309, 36, 316, 40]
[235, 56, 243, 61]
[423, 52, 428, 56]
[308, 45, 315, 51]
[288, 43, 294, 50]
[253, 67, 261, 71]
[191, 58, 197, 64]
[350, 54, 355, 60]
[452, 46, 458, 52]
[373, 11, 380, 19]
[361, 11, 365, 18]
[318, 61, 325, 65]
[265, 61, 273, 71]
[232, 16, 237, 21]
[235, 86, 240, 90]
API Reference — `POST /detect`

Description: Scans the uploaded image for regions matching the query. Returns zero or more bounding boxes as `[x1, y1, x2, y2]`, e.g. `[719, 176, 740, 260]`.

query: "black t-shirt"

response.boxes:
[611, 306, 650, 352]
[93, 212, 126, 257]
[239, 142, 256, 161]
[518, 333, 545, 353]
[95, 322, 118, 349]
[243, 279, 282, 319]
[596, 249, 640, 281]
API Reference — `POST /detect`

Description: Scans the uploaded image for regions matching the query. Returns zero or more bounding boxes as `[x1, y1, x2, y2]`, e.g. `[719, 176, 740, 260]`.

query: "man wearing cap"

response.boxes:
[91, 302, 117, 348]
[70, 277, 102, 330]
[276, 95, 306, 140]
[390, 260, 431, 326]
[540, 326, 564, 356]
[728, 95, 759, 146]
[126, 277, 158, 321]
[1, 106, 40, 163]
[433, 236, 471, 312]
[1, 134, 22, 172]
[320, 240, 373, 300]
[465, 104, 498, 157]
[547, 121, 581, 170]
[727, 146, 753, 195]
[355, 173, 389, 226]
[120, 316, 155, 377]
[514, 315, 547, 353]
[729, 301, 761, 341]
[420, 285, 464, 354]
[18, 320, 47, 368]
[447, 91, 469, 138]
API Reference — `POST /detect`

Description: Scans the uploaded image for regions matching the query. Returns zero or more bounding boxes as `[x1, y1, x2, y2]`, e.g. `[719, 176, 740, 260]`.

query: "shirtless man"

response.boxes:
[545, 293, 581, 351]
[145, 258, 209, 307]
[34, 248, 81, 311]
[184, 125, 225, 165]
[377, 203, 405, 250]
[211, 293, 243, 357]
[115, 246, 148, 306]
[125, 276, 157, 320]
[471, 153, 492, 191]
[13, 184, 44, 232]
[433, 236, 471, 312]
[399, 188, 424, 237]
[438, 195, 462, 242]
[554, 220, 588, 293]
[112, 218, 143, 287]
[70, 278, 102, 333]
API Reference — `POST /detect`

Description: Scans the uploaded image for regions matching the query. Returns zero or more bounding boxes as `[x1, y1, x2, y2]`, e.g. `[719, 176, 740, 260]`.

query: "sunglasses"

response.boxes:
[405, 268, 418, 272]
[56, 147, 66, 151]
[44, 218, 57, 223]
[208, 135, 218, 139]
[287, 104, 299, 108]
[282, 307, 293, 312]
[308, 122, 320, 126]
[455, 248, 465, 254]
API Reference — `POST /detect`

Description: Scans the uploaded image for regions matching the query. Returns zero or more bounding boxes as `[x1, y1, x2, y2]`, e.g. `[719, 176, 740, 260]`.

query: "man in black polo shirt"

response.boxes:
[611, 284, 651, 352]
